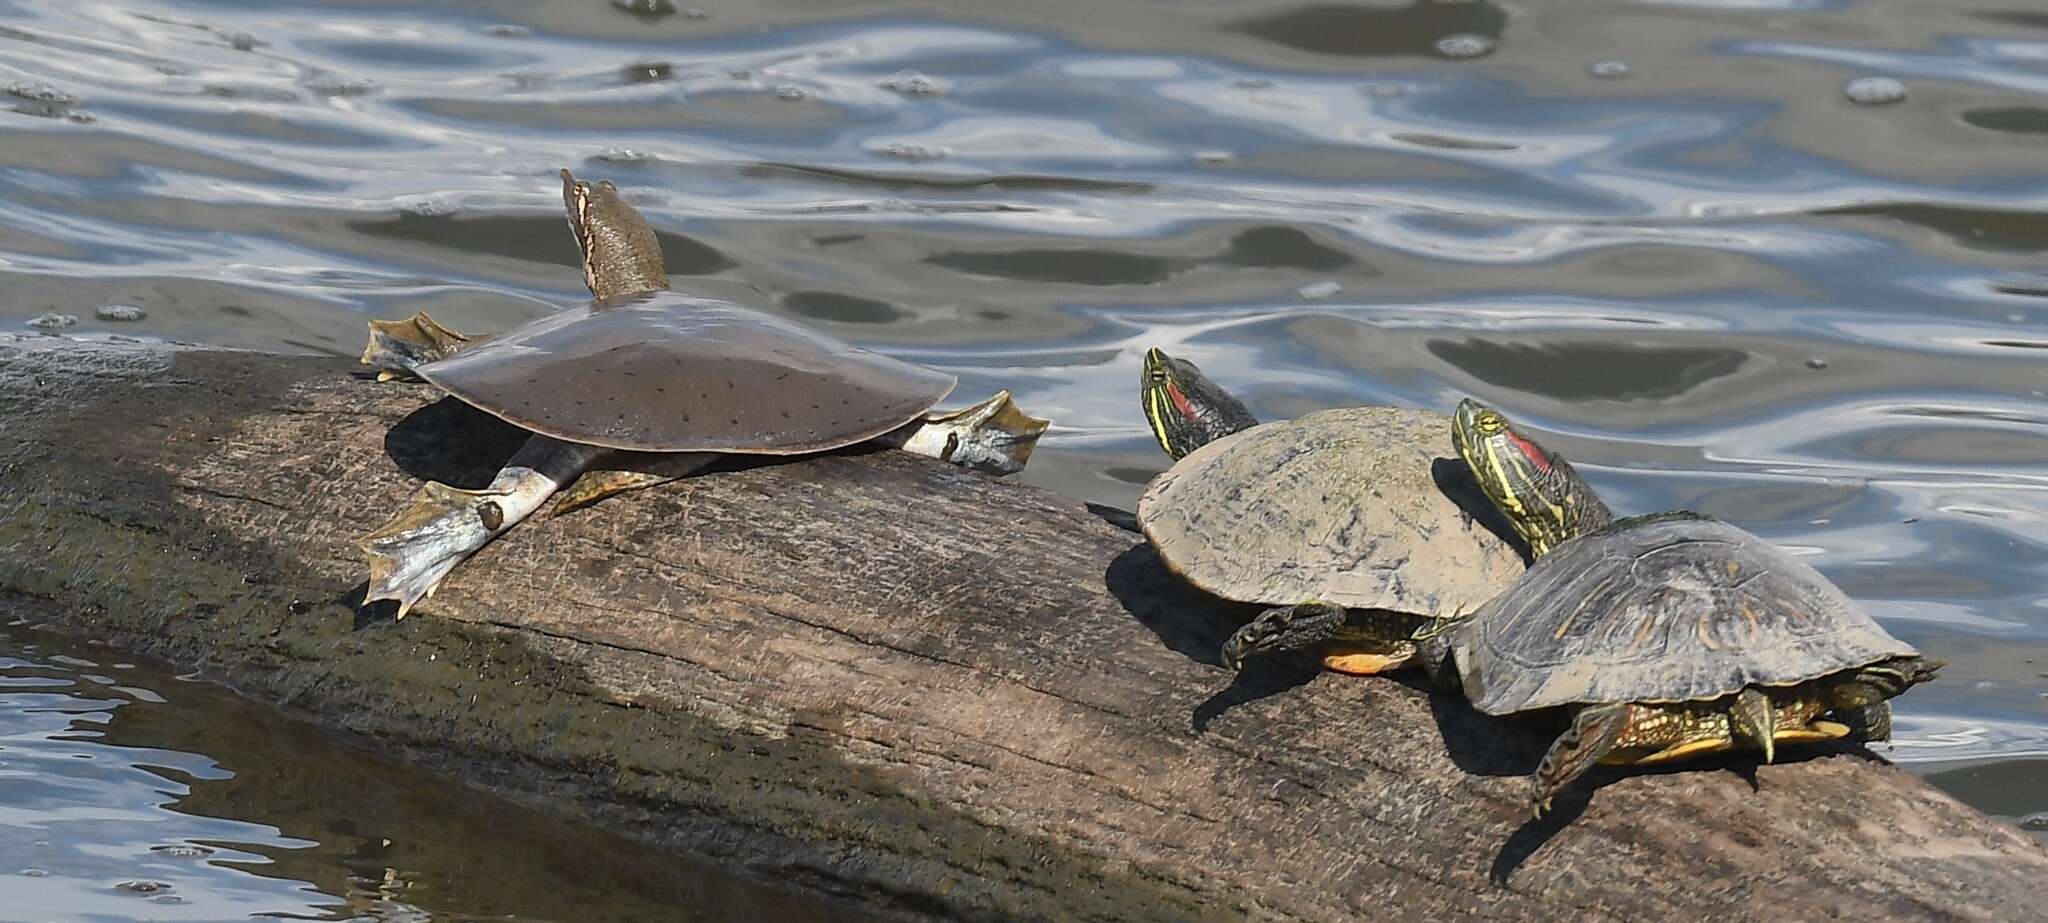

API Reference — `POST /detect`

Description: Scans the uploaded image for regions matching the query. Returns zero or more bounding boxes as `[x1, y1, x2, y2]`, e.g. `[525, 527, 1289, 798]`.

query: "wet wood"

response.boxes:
[2, 335, 2042, 922]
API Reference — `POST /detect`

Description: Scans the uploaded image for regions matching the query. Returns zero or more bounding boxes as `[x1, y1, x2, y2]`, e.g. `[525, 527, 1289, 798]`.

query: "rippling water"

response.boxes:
[4, 0, 2048, 910]
[0, 623, 876, 921]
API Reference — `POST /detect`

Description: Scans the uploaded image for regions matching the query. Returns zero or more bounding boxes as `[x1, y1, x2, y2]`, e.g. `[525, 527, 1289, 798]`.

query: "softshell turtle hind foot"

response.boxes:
[360, 312, 472, 382]
[1221, 601, 1421, 675]
[548, 390, 1050, 516]
[363, 436, 605, 618]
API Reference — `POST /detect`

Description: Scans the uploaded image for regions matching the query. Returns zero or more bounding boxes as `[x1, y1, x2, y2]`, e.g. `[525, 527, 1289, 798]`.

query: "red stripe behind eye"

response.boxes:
[1166, 380, 1198, 421]
[1507, 430, 1552, 474]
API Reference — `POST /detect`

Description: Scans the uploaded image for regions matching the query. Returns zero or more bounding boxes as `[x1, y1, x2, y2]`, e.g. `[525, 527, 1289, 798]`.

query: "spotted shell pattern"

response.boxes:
[417, 290, 956, 453]
[1447, 513, 1918, 716]
[1138, 406, 1524, 615]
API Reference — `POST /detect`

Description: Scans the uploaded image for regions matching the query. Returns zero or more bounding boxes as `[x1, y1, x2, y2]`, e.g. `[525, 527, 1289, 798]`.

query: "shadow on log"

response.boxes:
[2, 335, 2043, 922]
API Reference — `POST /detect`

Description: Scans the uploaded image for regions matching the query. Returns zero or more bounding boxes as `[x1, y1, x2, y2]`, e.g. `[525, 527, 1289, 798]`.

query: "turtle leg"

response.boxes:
[1836, 701, 1893, 742]
[1533, 703, 1631, 816]
[360, 313, 473, 381]
[549, 390, 1052, 516]
[362, 435, 606, 618]
[551, 452, 720, 516]
[874, 389, 1050, 475]
[1729, 687, 1778, 764]
[1222, 601, 1346, 670]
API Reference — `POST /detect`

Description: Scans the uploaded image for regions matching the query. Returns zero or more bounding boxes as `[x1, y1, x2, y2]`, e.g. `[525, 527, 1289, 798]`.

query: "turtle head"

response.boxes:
[561, 168, 670, 300]
[1141, 347, 1258, 460]
[1451, 398, 1612, 557]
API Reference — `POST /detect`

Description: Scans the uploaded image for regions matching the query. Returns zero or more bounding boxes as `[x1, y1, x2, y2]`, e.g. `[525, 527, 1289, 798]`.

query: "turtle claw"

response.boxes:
[361, 481, 506, 619]
[1730, 687, 1777, 764]
[361, 313, 471, 382]
[882, 390, 1050, 475]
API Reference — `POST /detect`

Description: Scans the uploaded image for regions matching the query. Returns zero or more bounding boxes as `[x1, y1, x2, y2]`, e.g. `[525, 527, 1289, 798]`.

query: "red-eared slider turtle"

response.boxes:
[1137, 348, 1524, 673]
[359, 170, 1047, 617]
[1435, 399, 1942, 814]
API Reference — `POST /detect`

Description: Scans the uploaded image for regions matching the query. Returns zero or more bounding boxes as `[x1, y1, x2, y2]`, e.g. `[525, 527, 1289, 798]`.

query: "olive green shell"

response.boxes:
[1446, 512, 1918, 716]
[417, 290, 956, 453]
[1137, 406, 1524, 615]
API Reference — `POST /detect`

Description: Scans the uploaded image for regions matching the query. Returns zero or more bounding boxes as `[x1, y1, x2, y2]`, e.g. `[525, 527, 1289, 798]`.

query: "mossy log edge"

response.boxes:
[1, 335, 2041, 923]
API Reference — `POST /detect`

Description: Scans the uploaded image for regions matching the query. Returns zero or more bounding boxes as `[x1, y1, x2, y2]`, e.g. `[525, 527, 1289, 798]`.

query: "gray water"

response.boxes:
[2, 0, 2047, 915]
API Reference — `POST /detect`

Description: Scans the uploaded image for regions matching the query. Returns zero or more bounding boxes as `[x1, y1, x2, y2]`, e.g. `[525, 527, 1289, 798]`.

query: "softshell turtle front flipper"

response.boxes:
[873, 389, 1049, 475]
[363, 436, 606, 618]
[361, 313, 473, 382]
[1222, 601, 1424, 675]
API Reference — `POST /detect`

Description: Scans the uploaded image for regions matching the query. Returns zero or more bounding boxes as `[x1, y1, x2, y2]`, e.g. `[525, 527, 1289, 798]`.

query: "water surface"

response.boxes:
[2, 0, 2047, 910]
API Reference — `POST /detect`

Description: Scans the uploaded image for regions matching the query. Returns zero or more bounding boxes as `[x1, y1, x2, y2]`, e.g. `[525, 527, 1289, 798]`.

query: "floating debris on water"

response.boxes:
[1232, 77, 1273, 89]
[114, 880, 174, 894]
[223, 31, 263, 52]
[6, 83, 73, 104]
[1297, 280, 1344, 299]
[595, 147, 653, 163]
[27, 312, 78, 329]
[873, 142, 949, 162]
[1806, 357, 1828, 369]
[1435, 34, 1496, 59]
[775, 85, 807, 100]
[878, 70, 948, 96]
[305, 73, 377, 97]
[484, 24, 530, 37]
[1195, 150, 1234, 164]
[612, 0, 677, 15]
[1844, 77, 1906, 105]
[95, 304, 146, 322]
[398, 197, 458, 218]
[6, 82, 86, 120]
[624, 61, 673, 84]
[1589, 60, 1631, 79]
[150, 844, 217, 858]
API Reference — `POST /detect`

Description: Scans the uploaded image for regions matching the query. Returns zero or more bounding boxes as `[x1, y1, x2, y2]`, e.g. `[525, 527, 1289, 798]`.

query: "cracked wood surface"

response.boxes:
[2, 335, 2044, 922]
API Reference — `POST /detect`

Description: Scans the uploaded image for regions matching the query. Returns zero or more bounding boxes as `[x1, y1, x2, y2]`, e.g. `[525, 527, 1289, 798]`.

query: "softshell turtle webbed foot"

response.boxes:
[552, 453, 717, 516]
[362, 435, 606, 618]
[363, 481, 512, 618]
[361, 313, 471, 382]
[877, 389, 1049, 476]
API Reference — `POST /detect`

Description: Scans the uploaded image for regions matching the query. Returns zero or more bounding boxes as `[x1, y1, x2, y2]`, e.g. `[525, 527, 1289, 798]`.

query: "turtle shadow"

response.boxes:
[1189, 658, 1325, 734]
[1101, 541, 1327, 729]
[1429, 456, 1530, 565]
[1103, 541, 1251, 668]
[1455, 699, 1875, 883]
[382, 396, 530, 488]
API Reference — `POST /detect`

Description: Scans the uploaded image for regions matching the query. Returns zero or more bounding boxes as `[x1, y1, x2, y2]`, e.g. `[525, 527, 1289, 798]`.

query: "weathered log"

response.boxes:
[1, 334, 2041, 922]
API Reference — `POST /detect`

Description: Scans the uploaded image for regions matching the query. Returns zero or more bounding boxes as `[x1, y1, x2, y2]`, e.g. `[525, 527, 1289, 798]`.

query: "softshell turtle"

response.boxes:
[1431, 399, 1942, 813]
[359, 170, 1048, 616]
[1136, 348, 1524, 673]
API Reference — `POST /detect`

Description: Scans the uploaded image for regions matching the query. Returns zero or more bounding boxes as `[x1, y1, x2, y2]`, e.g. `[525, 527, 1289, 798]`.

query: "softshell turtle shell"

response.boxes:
[1444, 512, 1919, 716]
[416, 290, 955, 454]
[1138, 405, 1523, 615]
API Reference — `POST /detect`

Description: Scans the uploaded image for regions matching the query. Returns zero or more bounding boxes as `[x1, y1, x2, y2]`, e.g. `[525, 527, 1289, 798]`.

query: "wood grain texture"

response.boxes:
[1, 335, 2042, 922]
